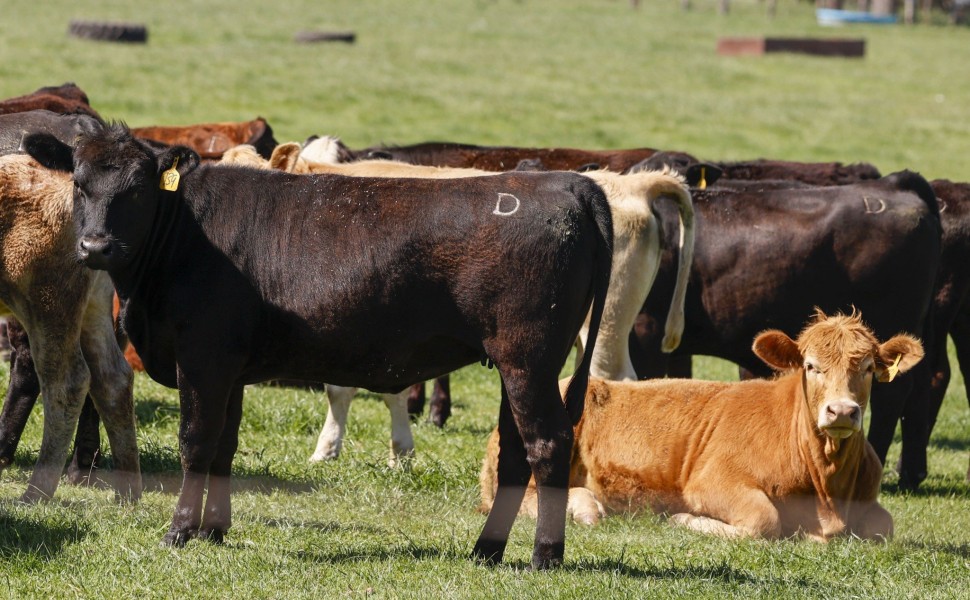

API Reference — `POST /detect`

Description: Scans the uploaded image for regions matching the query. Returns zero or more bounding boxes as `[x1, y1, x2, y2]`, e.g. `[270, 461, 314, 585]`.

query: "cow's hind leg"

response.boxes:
[80, 296, 140, 501]
[199, 384, 244, 543]
[310, 385, 357, 462]
[0, 319, 42, 470]
[383, 390, 414, 467]
[428, 376, 452, 428]
[473, 385, 529, 566]
[475, 373, 572, 570]
[514, 375, 572, 570]
[66, 397, 103, 486]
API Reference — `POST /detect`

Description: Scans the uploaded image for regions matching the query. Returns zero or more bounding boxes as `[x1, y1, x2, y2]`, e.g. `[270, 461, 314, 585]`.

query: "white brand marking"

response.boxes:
[494, 192, 520, 216]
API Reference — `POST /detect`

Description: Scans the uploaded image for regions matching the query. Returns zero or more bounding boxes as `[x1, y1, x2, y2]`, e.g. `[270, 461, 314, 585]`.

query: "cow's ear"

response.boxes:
[875, 334, 924, 383]
[270, 142, 303, 173]
[23, 133, 75, 172]
[753, 330, 802, 371]
[684, 163, 722, 188]
[157, 145, 200, 178]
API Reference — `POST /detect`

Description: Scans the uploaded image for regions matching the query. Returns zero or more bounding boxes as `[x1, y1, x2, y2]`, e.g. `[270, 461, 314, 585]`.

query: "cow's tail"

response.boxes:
[649, 169, 695, 353]
[563, 180, 614, 426]
[887, 169, 941, 219]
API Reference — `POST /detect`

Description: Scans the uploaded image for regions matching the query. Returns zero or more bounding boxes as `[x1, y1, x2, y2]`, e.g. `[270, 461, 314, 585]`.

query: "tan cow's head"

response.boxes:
[751, 310, 923, 439]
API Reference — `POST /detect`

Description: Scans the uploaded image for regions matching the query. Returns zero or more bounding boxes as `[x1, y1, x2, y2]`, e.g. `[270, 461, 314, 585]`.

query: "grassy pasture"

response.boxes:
[0, 0, 969, 598]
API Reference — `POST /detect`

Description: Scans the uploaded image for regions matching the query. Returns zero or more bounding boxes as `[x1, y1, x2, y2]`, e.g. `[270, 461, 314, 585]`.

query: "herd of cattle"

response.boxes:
[0, 82, 965, 569]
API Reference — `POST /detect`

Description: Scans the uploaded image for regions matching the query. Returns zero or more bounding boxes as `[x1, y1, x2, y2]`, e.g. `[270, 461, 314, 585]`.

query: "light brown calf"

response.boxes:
[0, 154, 140, 501]
[481, 310, 923, 540]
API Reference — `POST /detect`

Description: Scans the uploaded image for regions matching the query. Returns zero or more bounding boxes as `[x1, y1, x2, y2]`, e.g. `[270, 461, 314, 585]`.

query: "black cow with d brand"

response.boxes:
[25, 121, 613, 570]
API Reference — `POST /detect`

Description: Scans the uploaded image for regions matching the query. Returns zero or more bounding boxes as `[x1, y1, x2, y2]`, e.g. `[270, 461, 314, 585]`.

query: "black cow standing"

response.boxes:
[632, 173, 942, 490]
[25, 121, 613, 570]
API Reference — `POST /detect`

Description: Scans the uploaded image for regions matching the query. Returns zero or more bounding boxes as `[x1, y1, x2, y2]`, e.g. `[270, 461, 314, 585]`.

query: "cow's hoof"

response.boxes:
[160, 528, 198, 548]
[309, 449, 339, 463]
[897, 471, 926, 492]
[529, 555, 563, 571]
[18, 485, 51, 504]
[530, 542, 565, 571]
[198, 528, 226, 544]
[429, 406, 450, 429]
[471, 541, 505, 566]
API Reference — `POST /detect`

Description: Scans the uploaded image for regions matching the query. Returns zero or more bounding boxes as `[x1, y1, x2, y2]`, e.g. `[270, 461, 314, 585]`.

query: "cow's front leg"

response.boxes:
[680, 483, 782, 539]
[161, 366, 235, 547]
[22, 333, 89, 503]
[199, 384, 244, 543]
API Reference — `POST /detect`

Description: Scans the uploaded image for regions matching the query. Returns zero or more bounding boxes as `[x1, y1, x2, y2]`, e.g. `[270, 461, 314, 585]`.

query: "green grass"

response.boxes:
[1, 0, 969, 597]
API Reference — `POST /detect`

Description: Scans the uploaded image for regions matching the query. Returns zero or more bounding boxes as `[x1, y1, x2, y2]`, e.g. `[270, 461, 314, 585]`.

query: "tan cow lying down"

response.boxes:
[221, 143, 694, 465]
[480, 311, 923, 541]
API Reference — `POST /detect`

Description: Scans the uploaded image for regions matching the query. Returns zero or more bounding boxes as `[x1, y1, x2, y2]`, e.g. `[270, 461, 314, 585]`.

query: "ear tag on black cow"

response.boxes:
[160, 157, 180, 192]
[698, 166, 707, 190]
[885, 354, 902, 382]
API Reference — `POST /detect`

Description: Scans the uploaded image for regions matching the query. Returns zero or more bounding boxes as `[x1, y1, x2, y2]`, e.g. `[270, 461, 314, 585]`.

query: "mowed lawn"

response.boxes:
[0, 1, 969, 598]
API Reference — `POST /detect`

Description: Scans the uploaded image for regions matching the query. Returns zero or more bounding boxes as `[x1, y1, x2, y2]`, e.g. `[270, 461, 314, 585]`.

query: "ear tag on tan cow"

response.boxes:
[885, 354, 902, 382]
[160, 157, 180, 192]
[698, 166, 707, 190]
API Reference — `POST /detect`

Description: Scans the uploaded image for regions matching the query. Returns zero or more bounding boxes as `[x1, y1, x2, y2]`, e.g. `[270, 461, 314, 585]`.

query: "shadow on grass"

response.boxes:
[896, 539, 970, 558]
[259, 516, 386, 535]
[928, 435, 970, 453]
[881, 476, 970, 498]
[291, 544, 805, 586]
[0, 512, 89, 561]
[140, 471, 317, 496]
[291, 542, 460, 564]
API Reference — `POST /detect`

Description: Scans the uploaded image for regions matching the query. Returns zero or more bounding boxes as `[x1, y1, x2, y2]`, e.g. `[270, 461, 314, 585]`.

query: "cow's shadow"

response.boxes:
[0, 511, 90, 559]
[897, 540, 970, 558]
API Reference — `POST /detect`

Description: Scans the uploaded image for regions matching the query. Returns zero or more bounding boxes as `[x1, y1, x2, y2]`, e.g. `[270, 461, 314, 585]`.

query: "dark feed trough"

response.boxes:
[294, 30, 356, 44]
[68, 20, 148, 43]
[717, 37, 865, 58]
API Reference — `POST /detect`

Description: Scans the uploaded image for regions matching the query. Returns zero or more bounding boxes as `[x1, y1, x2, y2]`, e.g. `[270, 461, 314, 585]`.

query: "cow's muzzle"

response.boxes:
[77, 236, 115, 270]
[819, 400, 862, 438]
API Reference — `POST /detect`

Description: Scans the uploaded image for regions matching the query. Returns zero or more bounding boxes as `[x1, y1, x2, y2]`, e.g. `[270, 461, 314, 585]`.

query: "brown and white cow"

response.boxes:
[481, 311, 922, 540]
[0, 154, 140, 502]
[222, 142, 694, 465]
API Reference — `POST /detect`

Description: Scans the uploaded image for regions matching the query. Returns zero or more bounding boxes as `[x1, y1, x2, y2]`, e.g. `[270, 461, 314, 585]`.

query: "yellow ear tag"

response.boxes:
[698, 166, 707, 190]
[885, 354, 902, 382]
[160, 157, 180, 192]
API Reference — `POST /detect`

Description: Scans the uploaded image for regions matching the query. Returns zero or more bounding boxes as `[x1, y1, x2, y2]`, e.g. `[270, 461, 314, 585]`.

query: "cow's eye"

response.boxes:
[805, 362, 822, 374]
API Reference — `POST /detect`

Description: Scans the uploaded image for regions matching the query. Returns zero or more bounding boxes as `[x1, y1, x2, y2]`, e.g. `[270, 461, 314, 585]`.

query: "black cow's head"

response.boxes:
[24, 121, 199, 271]
[626, 151, 723, 189]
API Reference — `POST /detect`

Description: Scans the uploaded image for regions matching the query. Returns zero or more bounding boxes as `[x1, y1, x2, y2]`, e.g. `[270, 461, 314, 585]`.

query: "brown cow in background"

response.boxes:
[0, 83, 101, 118]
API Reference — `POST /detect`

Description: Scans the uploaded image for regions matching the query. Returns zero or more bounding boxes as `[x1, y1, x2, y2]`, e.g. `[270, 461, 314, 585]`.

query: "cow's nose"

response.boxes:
[820, 401, 862, 437]
[826, 403, 861, 423]
[77, 236, 114, 266]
